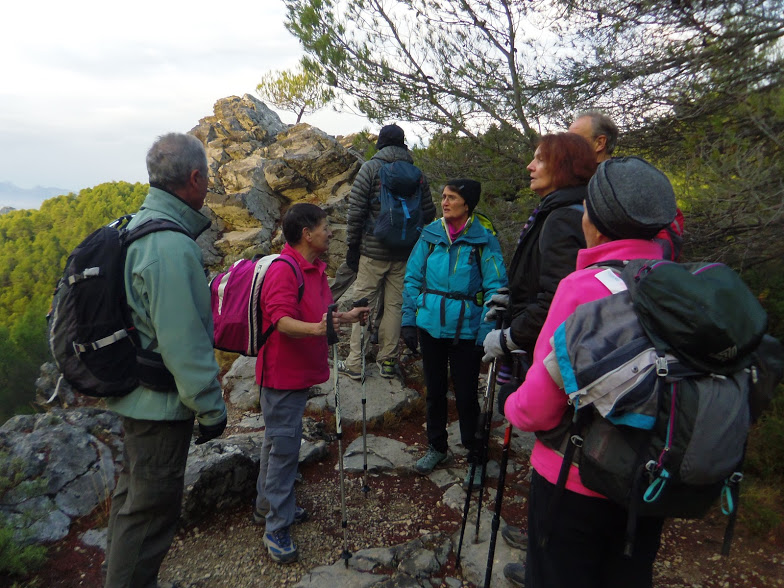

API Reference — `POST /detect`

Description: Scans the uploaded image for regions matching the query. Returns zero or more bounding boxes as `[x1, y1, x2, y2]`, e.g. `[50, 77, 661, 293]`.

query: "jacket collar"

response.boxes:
[576, 239, 665, 270]
[538, 185, 588, 214]
[422, 214, 487, 245]
[141, 187, 212, 238]
[282, 242, 326, 274]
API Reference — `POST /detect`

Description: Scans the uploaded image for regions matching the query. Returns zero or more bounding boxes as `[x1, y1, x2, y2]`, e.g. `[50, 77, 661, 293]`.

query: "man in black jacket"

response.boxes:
[338, 124, 435, 379]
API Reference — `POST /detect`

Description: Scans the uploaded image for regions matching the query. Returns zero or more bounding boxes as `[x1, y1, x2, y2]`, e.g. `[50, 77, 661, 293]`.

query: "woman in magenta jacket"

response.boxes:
[501, 157, 678, 588]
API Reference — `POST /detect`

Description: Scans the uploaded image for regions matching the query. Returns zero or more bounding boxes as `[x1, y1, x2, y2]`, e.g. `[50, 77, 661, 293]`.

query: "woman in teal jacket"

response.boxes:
[402, 179, 507, 488]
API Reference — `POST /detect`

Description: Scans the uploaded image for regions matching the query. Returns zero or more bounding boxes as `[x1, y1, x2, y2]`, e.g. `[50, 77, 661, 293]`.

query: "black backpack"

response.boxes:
[48, 215, 188, 398]
[540, 259, 784, 556]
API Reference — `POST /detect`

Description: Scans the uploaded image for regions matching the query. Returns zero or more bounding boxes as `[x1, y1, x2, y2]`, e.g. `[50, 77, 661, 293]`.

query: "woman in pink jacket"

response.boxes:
[500, 157, 678, 587]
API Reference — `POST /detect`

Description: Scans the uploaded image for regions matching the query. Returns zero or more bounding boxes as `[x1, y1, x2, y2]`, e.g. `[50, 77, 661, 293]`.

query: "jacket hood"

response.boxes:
[538, 185, 588, 215]
[372, 145, 414, 165]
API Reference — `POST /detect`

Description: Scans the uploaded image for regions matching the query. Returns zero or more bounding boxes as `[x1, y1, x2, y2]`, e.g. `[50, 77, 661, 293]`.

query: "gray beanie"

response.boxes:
[586, 156, 677, 240]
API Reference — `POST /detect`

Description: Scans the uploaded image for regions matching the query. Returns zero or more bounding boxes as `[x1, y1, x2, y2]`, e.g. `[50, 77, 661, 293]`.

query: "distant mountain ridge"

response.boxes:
[0, 181, 72, 210]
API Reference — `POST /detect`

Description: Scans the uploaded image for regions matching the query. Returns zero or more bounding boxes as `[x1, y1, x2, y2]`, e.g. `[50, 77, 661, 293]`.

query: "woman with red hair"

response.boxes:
[482, 132, 597, 586]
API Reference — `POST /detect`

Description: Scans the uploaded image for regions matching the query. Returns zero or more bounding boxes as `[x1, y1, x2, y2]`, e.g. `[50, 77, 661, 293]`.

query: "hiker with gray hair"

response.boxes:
[497, 156, 677, 588]
[103, 132, 227, 587]
[569, 109, 685, 261]
[568, 109, 619, 163]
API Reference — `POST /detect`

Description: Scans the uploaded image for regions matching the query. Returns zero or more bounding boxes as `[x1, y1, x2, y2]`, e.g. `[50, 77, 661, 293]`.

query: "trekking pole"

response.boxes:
[353, 297, 371, 494]
[327, 304, 352, 567]
[484, 423, 513, 588]
[484, 354, 524, 587]
[472, 333, 502, 544]
[456, 312, 503, 569]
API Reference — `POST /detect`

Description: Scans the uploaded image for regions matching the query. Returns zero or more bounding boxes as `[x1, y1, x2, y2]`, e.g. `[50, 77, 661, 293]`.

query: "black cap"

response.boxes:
[376, 124, 406, 149]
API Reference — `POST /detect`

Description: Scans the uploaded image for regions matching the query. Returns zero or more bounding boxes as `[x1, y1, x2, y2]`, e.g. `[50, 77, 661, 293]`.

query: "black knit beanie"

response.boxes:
[446, 178, 481, 213]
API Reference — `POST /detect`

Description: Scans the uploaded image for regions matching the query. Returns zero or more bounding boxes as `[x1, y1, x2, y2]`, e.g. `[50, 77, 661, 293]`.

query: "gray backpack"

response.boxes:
[539, 260, 784, 556]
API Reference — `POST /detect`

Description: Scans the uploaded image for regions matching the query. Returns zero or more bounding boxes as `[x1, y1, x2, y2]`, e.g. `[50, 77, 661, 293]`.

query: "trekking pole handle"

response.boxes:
[327, 304, 339, 345]
[352, 297, 370, 325]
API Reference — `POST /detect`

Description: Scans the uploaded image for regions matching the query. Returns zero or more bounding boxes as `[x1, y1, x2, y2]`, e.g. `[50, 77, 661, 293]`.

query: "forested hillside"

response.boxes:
[0, 182, 148, 423]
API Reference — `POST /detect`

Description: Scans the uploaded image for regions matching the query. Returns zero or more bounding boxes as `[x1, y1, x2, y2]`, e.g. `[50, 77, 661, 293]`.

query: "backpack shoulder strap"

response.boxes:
[273, 254, 305, 302]
[124, 219, 190, 245]
[257, 255, 306, 350]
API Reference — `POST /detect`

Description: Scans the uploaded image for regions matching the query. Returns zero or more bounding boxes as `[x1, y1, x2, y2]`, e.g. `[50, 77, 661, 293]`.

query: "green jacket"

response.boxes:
[106, 188, 227, 426]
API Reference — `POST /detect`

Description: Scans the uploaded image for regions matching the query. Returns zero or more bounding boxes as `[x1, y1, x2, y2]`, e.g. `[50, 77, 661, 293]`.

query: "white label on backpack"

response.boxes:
[595, 269, 627, 294]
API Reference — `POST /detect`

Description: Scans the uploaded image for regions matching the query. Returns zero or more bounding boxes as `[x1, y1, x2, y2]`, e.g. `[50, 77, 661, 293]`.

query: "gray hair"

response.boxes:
[146, 133, 208, 191]
[576, 110, 619, 155]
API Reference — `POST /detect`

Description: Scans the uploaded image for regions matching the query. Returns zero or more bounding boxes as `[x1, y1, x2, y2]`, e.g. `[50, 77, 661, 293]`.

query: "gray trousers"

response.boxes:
[104, 417, 193, 588]
[256, 387, 308, 533]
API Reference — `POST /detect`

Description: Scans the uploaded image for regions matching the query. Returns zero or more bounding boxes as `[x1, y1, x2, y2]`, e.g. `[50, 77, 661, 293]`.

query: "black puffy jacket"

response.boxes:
[346, 145, 436, 261]
[506, 185, 587, 355]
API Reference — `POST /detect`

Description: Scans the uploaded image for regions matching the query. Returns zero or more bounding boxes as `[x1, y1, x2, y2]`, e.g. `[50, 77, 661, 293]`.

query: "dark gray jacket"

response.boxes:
[346, 145, 435, 261]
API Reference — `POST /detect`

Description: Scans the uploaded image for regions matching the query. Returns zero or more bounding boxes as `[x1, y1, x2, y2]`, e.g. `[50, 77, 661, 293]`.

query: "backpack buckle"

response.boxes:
[655, 355, 669, 377]
[570, 434, 583, 448]
[728, 472, 743, 485]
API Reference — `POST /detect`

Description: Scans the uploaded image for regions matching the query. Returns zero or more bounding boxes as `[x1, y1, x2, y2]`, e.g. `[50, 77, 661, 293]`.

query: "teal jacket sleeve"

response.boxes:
[402, 237, 428, 328]
[476, 233, 508, 344]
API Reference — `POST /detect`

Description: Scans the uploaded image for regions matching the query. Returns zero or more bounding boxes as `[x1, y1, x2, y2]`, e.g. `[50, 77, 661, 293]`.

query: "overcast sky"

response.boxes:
[0, 0, 372, 194]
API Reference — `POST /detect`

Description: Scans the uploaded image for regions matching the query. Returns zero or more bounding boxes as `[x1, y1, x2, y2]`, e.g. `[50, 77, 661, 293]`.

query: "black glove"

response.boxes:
[195, 416, 227, 445]
[496, 381, 519, 418]
[346, 245, 361, 273]
[401, 326, 419, 353]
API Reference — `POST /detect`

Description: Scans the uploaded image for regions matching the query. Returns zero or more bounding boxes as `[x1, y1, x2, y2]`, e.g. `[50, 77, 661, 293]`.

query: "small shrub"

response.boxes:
[739, 483, 784, 538]
[0, 523, 47, 578]
[745, 388, 784, 483]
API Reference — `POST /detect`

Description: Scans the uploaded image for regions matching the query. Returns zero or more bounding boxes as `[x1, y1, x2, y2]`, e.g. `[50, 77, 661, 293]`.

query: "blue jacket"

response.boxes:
[402, 216, 507, 344]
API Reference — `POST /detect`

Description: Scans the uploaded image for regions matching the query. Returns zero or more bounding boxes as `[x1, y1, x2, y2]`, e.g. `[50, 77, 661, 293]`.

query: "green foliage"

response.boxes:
[0, 450, 48, 579]
[739, 387, 784, 537]
[627, 87, 784, 273]
[0, 182, 148, 423]
[256, 62, 334, 123]
[745, 389, 784, 483]
[0, 524, 47, 578]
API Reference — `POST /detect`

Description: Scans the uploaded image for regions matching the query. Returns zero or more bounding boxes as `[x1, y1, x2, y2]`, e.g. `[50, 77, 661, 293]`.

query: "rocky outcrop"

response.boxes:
[0, 409, 330, 544]
[189, 94, 362, 269]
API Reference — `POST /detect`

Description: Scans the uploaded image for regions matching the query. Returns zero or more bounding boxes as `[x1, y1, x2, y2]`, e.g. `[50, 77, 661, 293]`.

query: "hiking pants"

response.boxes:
[104, 417, 193, 588]
[526, 469, 664, 588]
[344, 256, 405, 370]
[419, 330, 483, 458]
[256, 387, 308, 533]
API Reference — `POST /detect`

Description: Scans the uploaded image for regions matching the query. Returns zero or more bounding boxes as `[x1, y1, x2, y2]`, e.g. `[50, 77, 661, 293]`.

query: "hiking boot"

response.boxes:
[415, 446, 449, 474]
[336, 360, 361, 381]
[263, 527, 298, 564]
[462, 467, 483, 492]
[377, 360, 396, 379]
[501, 525, 529, 550]
[503, 562, 526, 587]
[253, 504, 309, 525]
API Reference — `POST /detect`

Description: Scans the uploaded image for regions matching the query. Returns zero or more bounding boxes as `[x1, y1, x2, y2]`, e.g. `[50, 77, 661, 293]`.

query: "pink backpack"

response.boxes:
[210, 254, 303, 356]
